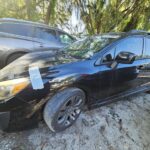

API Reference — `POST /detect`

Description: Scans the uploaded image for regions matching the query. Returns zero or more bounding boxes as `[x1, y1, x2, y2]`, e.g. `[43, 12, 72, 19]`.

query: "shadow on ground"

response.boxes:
[0, 93, 150, 150]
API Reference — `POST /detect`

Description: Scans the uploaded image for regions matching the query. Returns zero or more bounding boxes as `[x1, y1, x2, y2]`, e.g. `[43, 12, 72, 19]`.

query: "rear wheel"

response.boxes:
[43, 88, 85, 132]
[7, 53, 25, 65]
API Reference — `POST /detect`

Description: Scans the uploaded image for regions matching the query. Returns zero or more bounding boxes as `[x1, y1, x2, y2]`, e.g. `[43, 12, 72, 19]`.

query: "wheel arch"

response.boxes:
[27, 85, 89, 119]
[5, 51, 28, 65]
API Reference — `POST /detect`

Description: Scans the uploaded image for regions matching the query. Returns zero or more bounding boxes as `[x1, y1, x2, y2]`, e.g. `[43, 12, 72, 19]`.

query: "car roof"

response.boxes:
[94, 30, 150, 38]
[120, 30, 150, 37]
[0, 18, 73, 36]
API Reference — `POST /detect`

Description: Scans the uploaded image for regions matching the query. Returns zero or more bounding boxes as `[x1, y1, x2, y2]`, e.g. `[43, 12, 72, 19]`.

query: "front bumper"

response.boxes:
[0, 112, 10, 130]
[0, 96, 28, 112]
[0, 83, 50, 132]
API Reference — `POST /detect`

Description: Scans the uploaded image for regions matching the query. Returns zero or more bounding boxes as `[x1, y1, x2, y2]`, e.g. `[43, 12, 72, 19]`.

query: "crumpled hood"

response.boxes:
[0, 51, 79, 81]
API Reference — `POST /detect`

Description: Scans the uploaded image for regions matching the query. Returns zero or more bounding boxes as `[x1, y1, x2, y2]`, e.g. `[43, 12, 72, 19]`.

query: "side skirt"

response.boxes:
[89, 85, 150, 110]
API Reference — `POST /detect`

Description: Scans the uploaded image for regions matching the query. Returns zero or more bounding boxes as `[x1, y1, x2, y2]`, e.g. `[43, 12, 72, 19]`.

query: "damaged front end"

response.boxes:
[0, 51, 59, 131]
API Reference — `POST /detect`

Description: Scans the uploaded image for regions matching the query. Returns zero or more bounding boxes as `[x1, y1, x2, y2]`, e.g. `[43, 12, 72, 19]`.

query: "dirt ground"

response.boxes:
[0, 93, 150, 150]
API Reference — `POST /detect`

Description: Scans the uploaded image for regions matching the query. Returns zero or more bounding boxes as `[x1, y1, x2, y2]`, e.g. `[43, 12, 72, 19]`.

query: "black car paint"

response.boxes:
[0, 33, 150, 130]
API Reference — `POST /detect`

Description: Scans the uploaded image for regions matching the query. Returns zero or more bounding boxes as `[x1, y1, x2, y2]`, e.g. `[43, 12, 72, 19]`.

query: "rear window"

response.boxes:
[57, 31, 75, 44]
[0, 22, 33, 37]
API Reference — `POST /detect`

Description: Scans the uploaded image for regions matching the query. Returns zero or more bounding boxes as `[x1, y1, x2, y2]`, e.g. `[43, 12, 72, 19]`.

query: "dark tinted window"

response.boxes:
[58, 32, 74, 44]
[115, 37, 143, 59]
[144, 37, 150, 58]
[34, 27, 57, 42]
[0, 23, 33, 37]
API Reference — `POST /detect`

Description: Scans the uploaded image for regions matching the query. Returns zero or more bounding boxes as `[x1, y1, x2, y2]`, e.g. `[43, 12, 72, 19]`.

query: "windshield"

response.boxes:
[63, 35, 120, 59]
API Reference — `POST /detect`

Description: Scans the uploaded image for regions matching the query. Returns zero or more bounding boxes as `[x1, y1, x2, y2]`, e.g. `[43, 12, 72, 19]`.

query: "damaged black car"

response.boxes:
[0, 31, 150, 132]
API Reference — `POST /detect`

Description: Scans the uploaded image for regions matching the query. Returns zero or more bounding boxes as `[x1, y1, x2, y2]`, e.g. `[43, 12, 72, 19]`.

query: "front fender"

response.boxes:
[49, 74, 78, 90]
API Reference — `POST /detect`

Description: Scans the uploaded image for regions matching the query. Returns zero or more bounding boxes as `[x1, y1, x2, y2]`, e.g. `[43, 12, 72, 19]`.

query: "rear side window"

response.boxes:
[115, 37, 143, 60]
[34, 27, 57, 42]
[58, 32, 74, 44]
[144, 37, 150, 58]
[0, 23, 33, 37]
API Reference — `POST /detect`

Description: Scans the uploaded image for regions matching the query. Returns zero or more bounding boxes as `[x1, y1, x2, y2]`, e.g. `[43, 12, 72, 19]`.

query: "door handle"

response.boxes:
[137, 65, 144, 69]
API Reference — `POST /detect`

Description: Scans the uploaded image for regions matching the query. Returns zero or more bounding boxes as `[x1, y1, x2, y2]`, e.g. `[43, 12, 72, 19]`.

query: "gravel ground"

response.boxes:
[0, 93, 150, 150]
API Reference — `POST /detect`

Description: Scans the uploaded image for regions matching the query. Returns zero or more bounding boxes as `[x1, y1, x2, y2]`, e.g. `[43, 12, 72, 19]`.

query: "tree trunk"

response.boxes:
[123, 17, 138, 32]
[25, 0, 32, 20]
[45, 0, 57, 25]
[45, 1, 51, 24]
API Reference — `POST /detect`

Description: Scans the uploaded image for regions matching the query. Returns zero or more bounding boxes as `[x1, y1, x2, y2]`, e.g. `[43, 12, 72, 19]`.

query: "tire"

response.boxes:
[7, 53, 25, 65]
[43, 88, 85, 132]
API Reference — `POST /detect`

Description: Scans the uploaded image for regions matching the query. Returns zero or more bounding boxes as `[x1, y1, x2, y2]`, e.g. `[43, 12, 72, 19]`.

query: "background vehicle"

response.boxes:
[0, 18, 76, 69]
[0, 30, 150, 132]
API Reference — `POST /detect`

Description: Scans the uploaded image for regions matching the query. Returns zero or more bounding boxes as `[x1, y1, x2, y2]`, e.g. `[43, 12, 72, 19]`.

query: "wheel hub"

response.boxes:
[57, 96, 83, 127]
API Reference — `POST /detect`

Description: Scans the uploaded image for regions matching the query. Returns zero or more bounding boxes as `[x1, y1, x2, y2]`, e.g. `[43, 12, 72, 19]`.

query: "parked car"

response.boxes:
[0, 18, 76, 69]
[0, 30, 150, 132]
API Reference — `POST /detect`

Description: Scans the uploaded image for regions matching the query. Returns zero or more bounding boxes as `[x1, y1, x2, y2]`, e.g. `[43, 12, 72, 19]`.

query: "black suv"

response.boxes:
[0, 30, 150, 132]
[0, 18, 75, 68]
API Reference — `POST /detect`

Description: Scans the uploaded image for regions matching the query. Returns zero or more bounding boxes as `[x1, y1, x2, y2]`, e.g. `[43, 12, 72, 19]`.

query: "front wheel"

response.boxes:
[43, 88, 85, 132]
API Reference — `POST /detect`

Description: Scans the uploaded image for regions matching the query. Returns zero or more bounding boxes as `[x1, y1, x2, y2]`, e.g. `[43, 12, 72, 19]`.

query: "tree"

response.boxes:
[45, 0, 57, 24]
[67, 0, 150, 34]
[0, 0, 150, 35]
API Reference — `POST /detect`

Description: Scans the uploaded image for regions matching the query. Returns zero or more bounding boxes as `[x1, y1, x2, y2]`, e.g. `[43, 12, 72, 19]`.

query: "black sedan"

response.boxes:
[0, 31, 150, 132]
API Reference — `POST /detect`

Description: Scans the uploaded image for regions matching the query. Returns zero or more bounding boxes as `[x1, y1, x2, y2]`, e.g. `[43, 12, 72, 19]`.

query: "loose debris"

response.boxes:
[0, 93, 150, 150]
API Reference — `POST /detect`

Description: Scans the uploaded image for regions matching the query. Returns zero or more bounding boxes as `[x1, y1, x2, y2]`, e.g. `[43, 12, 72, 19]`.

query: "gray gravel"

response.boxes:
[0, 93, 150, 150]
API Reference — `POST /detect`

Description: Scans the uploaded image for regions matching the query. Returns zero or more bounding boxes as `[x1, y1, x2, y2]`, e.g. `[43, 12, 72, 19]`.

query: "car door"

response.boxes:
[108, 36, 149, 97]
[90, 47, 116, 102]
[0, 22, 35, 50]
[141, 36, 150, 89]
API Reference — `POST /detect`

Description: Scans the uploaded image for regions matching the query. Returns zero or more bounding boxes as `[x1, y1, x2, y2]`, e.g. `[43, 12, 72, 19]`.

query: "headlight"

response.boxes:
[0, 78, 29, 100]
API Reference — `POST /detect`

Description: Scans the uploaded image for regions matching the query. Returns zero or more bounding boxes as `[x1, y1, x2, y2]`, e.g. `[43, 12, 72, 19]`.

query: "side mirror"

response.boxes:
[115, 52, 136, 64]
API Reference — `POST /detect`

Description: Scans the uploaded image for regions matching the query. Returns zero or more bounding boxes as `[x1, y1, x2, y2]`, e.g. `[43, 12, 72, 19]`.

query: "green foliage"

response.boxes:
[0, 0, 150, 35]
[74, 0, 150, 34]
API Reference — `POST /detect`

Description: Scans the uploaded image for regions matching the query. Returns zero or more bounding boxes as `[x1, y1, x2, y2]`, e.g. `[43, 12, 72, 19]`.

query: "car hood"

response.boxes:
[0, 51, 80, 81]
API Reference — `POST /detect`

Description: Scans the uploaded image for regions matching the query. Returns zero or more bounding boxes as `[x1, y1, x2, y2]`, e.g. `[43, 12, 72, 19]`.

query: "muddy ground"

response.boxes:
[0, 93, 150, 150]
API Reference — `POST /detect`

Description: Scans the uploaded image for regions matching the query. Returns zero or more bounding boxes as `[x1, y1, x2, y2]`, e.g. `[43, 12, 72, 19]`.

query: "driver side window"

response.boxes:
[102, 48, 115, 63]
[115, 37, 143, 60]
